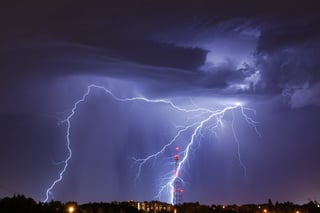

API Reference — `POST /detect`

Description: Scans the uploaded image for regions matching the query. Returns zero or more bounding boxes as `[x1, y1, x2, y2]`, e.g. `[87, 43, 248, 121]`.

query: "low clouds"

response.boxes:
[1, 0, 320, 103]
[254, 18, 320, 107]
[283, 82, 320, 108]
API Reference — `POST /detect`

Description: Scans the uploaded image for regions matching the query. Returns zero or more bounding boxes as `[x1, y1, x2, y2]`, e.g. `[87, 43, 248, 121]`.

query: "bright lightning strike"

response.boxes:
[143, 102, 260, 204]
[43, 84, 260, 204]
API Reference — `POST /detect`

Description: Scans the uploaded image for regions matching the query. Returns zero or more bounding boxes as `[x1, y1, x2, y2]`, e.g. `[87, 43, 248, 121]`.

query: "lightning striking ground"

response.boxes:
[43, 84, 260, 203]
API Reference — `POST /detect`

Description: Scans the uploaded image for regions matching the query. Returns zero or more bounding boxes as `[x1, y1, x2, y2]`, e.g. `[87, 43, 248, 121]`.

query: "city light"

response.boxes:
[66, 203, 77, 213]
[68, 206, 75, 213]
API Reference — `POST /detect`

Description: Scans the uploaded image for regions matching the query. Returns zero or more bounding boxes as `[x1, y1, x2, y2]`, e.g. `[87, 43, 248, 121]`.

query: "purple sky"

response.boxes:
[1, 0, 320, 205]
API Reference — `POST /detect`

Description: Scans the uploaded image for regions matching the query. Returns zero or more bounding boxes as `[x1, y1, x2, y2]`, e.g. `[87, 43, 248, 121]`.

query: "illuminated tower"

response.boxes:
[173, 147, 183, 205]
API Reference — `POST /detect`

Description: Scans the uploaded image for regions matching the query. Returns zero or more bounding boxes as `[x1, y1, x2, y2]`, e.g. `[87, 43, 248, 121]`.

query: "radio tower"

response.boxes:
[173, 147, 183, 205]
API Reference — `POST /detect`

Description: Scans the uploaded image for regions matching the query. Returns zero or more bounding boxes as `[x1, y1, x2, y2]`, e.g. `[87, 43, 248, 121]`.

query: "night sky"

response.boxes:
[1, 0, 320, 205]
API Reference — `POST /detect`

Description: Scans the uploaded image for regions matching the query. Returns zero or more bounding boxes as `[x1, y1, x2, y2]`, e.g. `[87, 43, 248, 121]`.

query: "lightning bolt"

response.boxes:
[138, 103, 260, 204]
[43, 84, 260, 204]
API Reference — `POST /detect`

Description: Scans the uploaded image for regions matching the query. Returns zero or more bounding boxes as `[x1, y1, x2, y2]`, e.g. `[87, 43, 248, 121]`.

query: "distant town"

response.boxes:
[1, 195, 319, 213]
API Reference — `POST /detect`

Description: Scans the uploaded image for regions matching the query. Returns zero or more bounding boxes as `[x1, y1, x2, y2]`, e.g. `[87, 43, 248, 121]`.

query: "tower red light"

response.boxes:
[174, 154, 179, 161]
[173, 147, 183, 205]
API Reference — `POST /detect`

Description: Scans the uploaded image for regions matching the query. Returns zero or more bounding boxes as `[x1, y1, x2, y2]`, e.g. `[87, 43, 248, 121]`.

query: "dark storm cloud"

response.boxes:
[0, 1, 207, 85]
[1, 37, 206, 78]
[254, 14, 320, 107]
[2, 0, 319, 101]
[196, 62, 247, 89]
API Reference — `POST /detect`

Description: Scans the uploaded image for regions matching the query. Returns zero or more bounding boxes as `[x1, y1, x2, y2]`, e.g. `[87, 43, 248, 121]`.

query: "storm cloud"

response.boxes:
[1, 0, 320, 205]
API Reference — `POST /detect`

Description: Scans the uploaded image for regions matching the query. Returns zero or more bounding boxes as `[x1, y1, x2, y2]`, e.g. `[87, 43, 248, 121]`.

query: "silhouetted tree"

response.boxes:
[303, 201, 319, 213]
[0, 194, 38, 213]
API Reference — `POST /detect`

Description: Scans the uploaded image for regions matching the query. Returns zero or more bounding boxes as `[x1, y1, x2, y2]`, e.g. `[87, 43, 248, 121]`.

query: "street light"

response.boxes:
[68, 206, 75, 213]
[66, 203, 77, 213]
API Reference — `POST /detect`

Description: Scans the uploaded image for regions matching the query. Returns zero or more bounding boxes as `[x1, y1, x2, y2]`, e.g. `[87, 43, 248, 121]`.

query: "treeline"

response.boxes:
[0, 195, 140, 213]
[0, 195, 320, 213]
[175, 201, 320, 213]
